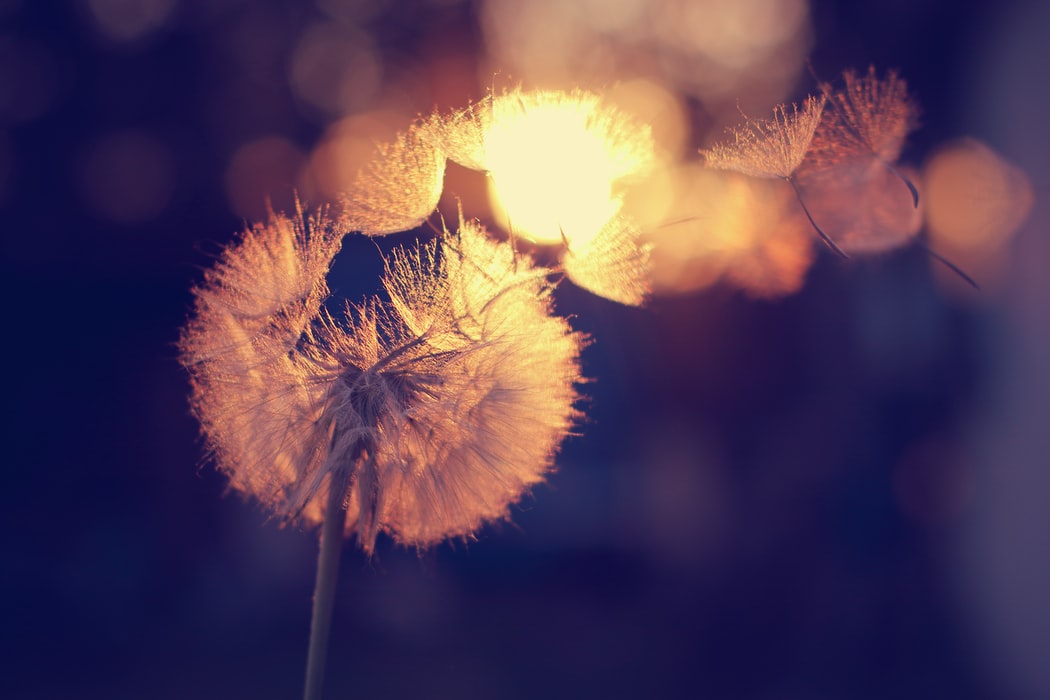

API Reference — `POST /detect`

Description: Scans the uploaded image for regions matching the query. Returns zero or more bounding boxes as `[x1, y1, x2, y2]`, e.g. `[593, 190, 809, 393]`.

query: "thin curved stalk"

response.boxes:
[920, 243, 980, 290]
[303, 470, 350, 700]
[882, 160, 920, 208]
[786, 177, 849, 259]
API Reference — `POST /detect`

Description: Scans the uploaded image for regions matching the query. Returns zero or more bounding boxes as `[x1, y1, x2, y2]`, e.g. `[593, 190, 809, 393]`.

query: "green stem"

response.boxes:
[303, 471, 350, 700]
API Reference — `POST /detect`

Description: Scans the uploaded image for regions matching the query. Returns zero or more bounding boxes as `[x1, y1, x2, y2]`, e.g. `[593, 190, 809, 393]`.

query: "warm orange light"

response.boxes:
[483, 91, 654, 247]
[924, 138, 1033, 251]
[306, 109, 413, 202]
[478, 0, 812, 111]
[628, 165, 814, 297]
[922, 138, 1033, 295]
[225, 136, 305, 221]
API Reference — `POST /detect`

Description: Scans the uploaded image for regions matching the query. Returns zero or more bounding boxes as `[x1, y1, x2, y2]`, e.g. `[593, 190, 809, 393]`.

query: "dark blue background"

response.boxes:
[3, 1, 1047, 698]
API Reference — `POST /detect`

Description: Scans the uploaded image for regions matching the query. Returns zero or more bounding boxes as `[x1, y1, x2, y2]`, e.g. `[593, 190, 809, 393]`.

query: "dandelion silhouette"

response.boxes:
[700, 95, 848, 259]
[180, 207, 582, 698]
[811, 67, 921, 206]
[431, 87, 655, 304]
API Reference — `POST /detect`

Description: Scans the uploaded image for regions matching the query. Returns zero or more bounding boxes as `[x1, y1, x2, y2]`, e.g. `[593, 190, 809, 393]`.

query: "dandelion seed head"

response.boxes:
[181, 206, 344, 362]
[562, 213, 652, 306]
[429, 99, 490, 173]
[811, 66, 917, 167]
[338, 123, 447, 236]
[181, 208, 583, 554]
[700, 94, 826, 179]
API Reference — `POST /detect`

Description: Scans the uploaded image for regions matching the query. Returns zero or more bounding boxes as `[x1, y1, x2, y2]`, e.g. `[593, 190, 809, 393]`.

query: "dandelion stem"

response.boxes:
[786, 177, 849, 259]
[882, 160, 920, 208]
[303, 469, 350, 700]
[919, 243, 980, 290]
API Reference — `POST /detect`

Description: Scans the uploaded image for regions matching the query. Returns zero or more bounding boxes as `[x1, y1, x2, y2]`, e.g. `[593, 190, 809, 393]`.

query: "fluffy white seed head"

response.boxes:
[180, 210, 583, 553]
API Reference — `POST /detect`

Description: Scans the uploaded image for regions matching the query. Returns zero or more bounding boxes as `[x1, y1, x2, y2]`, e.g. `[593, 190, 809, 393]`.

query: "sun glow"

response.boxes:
[482, 91, 654, 247]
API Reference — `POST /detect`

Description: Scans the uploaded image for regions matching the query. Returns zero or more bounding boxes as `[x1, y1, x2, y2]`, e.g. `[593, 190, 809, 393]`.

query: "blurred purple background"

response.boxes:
[3, 0, 1048, 698]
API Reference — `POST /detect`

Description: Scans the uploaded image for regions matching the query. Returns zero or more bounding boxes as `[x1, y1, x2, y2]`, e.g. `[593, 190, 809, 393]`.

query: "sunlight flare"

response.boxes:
[478, 90, 654, 247]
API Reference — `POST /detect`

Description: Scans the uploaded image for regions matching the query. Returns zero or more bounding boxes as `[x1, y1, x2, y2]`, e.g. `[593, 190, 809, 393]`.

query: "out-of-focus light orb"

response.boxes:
[653, 0, 807, 69]
[480, 0, 604, 87]
[483, 92, 654, 247]
[289, 21, 382, 119]
[480, 0, 811, 111]
[0, 38, 62, 123]
[306, 109, 413, 202]
[576, 0, 647, 34]
[225, 136, 305, 221]
[923, 138, 1033, 295]
[631, 165, 813, 297]
[78, 130, 174, 225]
[924, 138, 1033, 251]
[84, 0, 177, 43]
[485, 111, 617, 246]
[606, 79, 688, 161]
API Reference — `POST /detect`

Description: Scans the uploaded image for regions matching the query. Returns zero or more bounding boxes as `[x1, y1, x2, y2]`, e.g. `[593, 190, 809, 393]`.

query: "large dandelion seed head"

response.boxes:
[180, 208, 583, 553]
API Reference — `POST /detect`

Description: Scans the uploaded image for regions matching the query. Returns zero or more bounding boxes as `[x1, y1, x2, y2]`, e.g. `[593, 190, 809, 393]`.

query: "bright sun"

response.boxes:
[482, 91, 653, 248]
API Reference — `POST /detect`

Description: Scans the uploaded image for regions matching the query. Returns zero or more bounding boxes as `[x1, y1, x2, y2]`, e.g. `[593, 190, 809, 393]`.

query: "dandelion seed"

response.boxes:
[700, 95, 847, 258]
[338, 122, 447, 236]
[701, 96, 825, 180]
[797, 158, 923, 255]
[427, 98, 490, 172]
[810, 66, 920, 205]
[180, 210, 583, 554]
[562, 213, 651, 306]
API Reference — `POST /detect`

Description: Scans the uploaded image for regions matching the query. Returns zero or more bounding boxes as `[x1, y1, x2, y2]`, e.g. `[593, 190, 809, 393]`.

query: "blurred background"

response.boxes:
[2, 0, 1048, 698]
